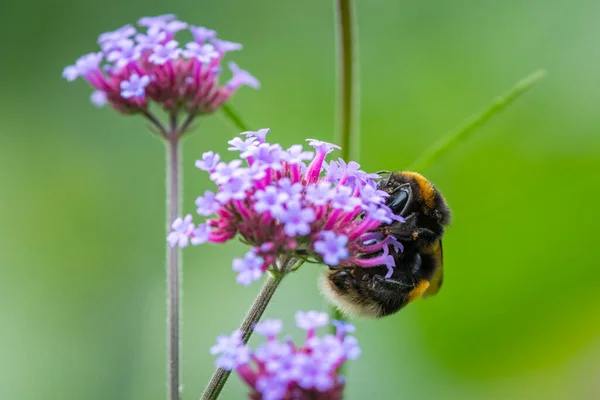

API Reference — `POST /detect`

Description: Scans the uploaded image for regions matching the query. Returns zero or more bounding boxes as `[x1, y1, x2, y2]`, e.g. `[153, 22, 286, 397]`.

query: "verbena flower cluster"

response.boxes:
[211, 311, 360, 400]
[168, 129, 404, 285]
[62, 14, 258, 114]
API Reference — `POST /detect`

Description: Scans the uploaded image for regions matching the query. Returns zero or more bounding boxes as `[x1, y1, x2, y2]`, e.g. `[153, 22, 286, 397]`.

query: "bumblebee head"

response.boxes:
[378, 171, 451, 225]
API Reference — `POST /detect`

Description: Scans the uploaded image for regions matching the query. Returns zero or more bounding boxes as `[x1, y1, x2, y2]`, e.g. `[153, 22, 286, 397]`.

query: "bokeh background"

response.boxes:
[2, 0, 600, 399]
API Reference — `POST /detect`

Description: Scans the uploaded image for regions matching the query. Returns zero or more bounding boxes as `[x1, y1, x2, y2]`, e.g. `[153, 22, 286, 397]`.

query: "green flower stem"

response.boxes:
[409, 70, 547, 172]
[330, 0, 358, 333]
[334, 0, 359, 162]
[166, 127, 182, 400]
[201, 258, 304, 400]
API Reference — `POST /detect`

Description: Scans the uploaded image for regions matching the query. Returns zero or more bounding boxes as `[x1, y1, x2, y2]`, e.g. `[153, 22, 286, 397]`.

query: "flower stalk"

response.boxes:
[202, 257, 301, 400]
[331, 0, 358, 333]
[166, 119, 182, 400]
[334, 0, 359, 161]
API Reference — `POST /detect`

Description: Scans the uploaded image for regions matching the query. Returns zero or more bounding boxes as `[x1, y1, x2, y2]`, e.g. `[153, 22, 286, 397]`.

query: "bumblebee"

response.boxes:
[320, 171, 451, 318]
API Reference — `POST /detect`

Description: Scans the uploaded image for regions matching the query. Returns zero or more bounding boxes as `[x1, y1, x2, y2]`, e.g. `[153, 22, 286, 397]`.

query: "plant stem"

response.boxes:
[201, 270, 287, 400]
[408, 69, 547, 172]
[334, 0, 359, 161]
[331, 0, 358, 333]
[166, 131, 182, 400]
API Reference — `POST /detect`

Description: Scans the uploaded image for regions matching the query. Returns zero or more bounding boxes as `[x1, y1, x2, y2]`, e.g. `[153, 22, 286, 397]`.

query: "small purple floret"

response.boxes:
[295, 310, 329, 331]
[241, 128, 270, 143]
[195, 190, 220, 216]
[182, 42, 219, 63]
[190, 223, 210, 246]
[254, 186, 288, 217]
[90, 91, 107, 107]
[278, 201, 315, 237]
[212, 38, 243, 54]
[314, 231, 349, 266]
[210, 330, 250, 370]
[227, 62, 260, 89]
[232, 250, 265, 286]
[195, 151, 220, 171]
[254, 319, 283, 339]
[306, 139, 341, 154]
[167, 215, 194, 248]
[120, 73, 150, 98]
[148, 40, 181, 65]
[190, 26, 216, 43]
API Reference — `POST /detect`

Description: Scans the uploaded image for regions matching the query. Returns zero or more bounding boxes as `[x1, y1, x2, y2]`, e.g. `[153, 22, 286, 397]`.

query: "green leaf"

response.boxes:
[408, 69, 547, 172]
[220, 103, 251, 132]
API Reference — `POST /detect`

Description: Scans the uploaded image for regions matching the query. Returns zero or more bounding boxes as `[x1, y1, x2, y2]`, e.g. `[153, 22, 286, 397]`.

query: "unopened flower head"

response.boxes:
[211, 311, 360, 400]
[63, 14, 258, 115]
[169, 129, 404, 285]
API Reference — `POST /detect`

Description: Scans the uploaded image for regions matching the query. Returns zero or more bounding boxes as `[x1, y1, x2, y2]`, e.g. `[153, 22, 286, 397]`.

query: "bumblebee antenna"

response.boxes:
[373, 170, 393, 188]
[374, 170, 391, 179]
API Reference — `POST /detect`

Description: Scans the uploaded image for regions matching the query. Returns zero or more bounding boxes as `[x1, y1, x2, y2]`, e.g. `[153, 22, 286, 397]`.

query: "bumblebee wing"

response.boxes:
[423, 240, 443, 298]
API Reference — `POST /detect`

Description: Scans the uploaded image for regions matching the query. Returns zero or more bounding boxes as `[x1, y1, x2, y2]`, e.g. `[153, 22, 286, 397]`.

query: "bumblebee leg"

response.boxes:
[371, 275, 414, 293]
[411, 227, 440, 247]
[384, 222, 440, 249]
[367, 275, 414, 316]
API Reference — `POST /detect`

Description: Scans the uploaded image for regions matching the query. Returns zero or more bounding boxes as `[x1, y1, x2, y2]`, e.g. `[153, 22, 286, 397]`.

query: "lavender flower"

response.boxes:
[120, 73, 150, 98]
[62, 52, 103, 81]
[191, 223, 210, 246]
[278, 201, 316, 236]
[227, 62, 260, 89]
[182, 42, 219, 63]
[254, 186, 288, 216]
[211, 310, 360, 400]
[254, 319, 282, 339]
[166, 215, 194, 248]
[195, 190, 220, 216]
[314, 232, 349, 266]
[138, 14, 176, 28]
[296, 311, 329, 332]
[98, 24, 136, 46]
[90, 90, 107, 107]
[169, 128, 404, 284]
[233, 251, 265, 286]
[210, 330, 250, 370]
[148, 40, 181, 64]
[212, 39, 243, 54]
[243, 128, 270, 143]
[63, 14, 259, 115]
[106, 39, 141, 68]
[195, 151, 220, 171]
[190, 26, 216, 43]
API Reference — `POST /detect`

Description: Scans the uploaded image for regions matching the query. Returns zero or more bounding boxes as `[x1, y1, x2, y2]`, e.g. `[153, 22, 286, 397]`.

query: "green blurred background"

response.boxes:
[1, 0, 600, 399]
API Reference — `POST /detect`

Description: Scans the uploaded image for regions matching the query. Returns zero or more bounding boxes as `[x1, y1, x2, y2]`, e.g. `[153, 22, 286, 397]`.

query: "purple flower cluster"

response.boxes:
[63, 14, 258, 115]
[211, 311, 360, 400]
[167, 129, 404, 285]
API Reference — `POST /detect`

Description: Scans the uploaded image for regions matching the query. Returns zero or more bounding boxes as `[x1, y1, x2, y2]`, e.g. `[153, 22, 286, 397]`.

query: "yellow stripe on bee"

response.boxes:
[400, 171, 436, 209]
[408, 280, 431, 302]
[423, 240, 441, 256]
